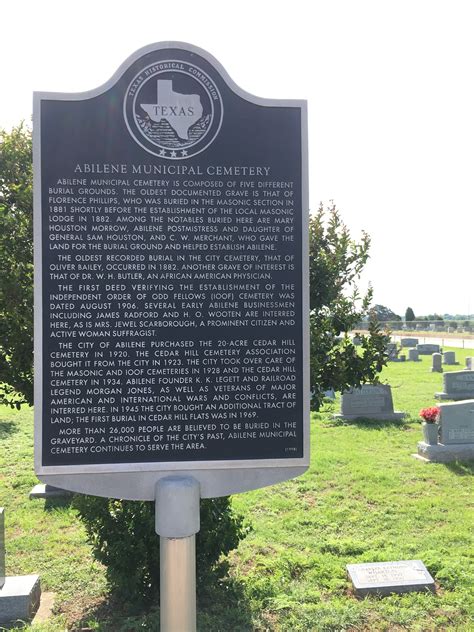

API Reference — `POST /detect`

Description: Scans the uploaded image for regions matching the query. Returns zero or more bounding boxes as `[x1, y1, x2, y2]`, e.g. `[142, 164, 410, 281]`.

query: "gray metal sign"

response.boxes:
[34, 42, 309, 499]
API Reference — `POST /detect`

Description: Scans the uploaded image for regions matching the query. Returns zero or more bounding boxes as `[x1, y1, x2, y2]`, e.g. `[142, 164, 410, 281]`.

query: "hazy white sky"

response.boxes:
[1, 0, 473, 317]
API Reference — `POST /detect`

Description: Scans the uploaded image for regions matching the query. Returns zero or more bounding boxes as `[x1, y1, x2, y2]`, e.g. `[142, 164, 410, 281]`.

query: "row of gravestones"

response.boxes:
[426, 367, 474, 462]
[333, 362, 474, 463]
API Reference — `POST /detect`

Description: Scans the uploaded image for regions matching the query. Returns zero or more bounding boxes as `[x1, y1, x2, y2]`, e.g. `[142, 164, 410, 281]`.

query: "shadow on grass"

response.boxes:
[0, 419, 19, 440]
[73, 577, 254, 632]
[444, 460, 474, 476]
[44, 495, 74, 511]
[323, 417, 412, 431]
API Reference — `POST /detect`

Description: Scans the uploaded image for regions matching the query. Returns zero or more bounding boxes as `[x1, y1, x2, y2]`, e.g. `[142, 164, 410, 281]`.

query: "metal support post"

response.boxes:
[155, 476, 200, 632]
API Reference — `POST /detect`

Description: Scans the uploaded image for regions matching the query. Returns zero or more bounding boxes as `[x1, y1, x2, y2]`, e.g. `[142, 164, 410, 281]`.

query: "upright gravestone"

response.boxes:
[466, 357, 473, 370]
[417, 343, 441, 355]
[400, 338, 419, 348]
[34, 42, 309, 630]
[431, 353, 443, 373]
[435, 371, 474, 400]
[443, 351, 457, 365]
[408, 348, 420, 362]
[334, 384, 405, 421]
[416, 400, 474, 462]
[439, 400, 474, 445]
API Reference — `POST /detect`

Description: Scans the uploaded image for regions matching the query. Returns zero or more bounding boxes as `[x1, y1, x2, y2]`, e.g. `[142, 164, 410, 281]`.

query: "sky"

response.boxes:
[1, 0, 473, 318]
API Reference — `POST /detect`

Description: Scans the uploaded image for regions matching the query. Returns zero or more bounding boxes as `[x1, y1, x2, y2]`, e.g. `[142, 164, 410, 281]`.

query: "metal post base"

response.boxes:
[160, 535, 196, 632]
[155, 476, 200, 632]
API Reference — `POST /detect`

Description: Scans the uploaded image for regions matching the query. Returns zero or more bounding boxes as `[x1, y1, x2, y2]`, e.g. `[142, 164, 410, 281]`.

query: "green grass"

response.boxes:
[0, 347, 473, 630]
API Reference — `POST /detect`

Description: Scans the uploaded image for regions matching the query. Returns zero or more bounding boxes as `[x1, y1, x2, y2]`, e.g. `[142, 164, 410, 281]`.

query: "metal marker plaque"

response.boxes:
[34, 42, 309, 499]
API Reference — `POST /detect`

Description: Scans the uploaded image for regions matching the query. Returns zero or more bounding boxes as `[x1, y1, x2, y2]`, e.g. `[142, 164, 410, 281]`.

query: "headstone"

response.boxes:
[417, 343, 441, 355]
[0, 509, 4, 589]
[29, 484, 72, 500]
[439, 400, 474, 445]
[0, 576, 41, 626]
[33, 42, 309, 500]
[352, 335, 362, 346]
[408, 348, 420, 362]
[347, 560, 435, 597]
[323, 388, 336, 400]
[400, 338, 419, 348]
[435, 371, 474, 400]
[0, 509, 41, 626]
[431, 353, 443, 373]
[416, 399, 474, 462]
[466, 357, 473, 370]
[386, 343, 399, 361]
[443, 351, 457, 365]
[334, 384, 405, 421]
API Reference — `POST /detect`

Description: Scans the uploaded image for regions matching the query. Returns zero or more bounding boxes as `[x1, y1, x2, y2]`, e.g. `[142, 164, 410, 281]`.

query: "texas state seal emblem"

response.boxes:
[124, 60, 223, 159]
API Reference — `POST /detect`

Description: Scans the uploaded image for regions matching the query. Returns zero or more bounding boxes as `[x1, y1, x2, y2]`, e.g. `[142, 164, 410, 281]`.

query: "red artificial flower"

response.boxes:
[419, 406, 440, 423]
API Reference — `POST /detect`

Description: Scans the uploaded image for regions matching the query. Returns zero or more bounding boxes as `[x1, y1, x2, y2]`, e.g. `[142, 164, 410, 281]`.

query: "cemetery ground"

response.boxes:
[0, 348, 473, 631]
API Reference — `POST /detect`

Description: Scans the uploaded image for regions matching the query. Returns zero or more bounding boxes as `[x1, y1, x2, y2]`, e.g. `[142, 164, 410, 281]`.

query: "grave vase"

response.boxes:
[422, 422, 438, 445]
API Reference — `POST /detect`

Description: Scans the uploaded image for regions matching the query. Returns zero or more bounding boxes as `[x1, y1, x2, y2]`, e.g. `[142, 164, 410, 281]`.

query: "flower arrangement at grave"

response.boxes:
[419, 406, 440, 424]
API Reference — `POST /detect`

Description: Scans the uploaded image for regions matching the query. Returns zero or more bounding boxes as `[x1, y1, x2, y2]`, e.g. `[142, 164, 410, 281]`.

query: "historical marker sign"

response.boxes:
[34, 42, 309, 499]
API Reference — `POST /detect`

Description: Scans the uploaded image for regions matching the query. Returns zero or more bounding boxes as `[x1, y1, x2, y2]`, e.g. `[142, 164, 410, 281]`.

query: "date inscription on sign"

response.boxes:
[34, 42, 309, 499]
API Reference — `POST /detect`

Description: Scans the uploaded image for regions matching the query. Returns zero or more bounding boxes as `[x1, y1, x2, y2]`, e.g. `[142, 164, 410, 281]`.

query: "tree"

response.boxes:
[372, 304, 402, 322]
[405, 307, 415, 322]
[0, 124, 33, 408]
[309, 203, 389, 410]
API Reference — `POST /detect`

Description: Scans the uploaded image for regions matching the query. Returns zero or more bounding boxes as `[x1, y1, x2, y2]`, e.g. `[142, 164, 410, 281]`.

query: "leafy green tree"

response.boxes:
[405, 307, 415, 322]
[372, 304, 402, 322]
[0, 124, 33, 408]
[309, 203, 388, 410]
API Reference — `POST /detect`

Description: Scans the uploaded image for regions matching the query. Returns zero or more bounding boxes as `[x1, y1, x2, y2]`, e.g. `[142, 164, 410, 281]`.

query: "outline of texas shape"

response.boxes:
[140, 80, 203, 141]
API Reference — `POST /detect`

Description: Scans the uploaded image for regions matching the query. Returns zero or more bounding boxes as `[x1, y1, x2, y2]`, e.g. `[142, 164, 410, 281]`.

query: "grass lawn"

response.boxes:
[0, 347, 473, 630]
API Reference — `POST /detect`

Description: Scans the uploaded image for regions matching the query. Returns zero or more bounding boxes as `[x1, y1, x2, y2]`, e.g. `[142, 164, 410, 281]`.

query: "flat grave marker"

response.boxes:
[347, 560, 435, 597]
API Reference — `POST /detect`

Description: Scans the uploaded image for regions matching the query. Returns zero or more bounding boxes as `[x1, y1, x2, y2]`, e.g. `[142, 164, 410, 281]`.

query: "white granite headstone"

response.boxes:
[347, 560, 435, 596]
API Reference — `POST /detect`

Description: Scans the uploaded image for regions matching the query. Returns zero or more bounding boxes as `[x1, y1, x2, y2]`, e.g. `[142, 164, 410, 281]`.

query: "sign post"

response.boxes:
[34, 42, 309, 625]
